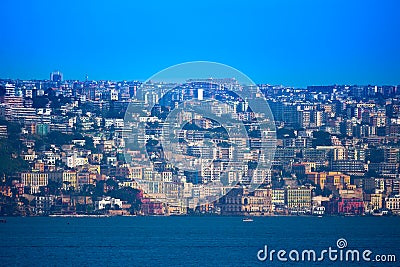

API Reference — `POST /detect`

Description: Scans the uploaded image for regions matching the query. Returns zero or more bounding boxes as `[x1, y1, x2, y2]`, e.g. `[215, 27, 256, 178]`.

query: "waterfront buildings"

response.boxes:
[0, 78, 399, 216]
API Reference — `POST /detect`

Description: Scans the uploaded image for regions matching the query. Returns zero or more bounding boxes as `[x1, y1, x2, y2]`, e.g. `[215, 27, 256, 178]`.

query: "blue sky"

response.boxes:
[0, 0, 399, 87]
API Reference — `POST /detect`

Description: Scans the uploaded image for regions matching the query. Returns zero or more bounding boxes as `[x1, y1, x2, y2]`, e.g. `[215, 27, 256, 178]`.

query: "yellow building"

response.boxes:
[87, 165, 100, 175]
[89, 153, 103, 164]
[129, 166, 143, 180]
[21, 172, 49, 194]
[219, 187, 272, 215]
[386, 195, 400, 212]
[121, 180, 139, 189]
[306, 172, 327, 189]
[326, 172, 350, 189]
[62, 171, 77, 190]
[286, 186, 312, 209]
[306, 171, 350, 189]
[272, 189, 285, 206]
[370, 193, 383, 210]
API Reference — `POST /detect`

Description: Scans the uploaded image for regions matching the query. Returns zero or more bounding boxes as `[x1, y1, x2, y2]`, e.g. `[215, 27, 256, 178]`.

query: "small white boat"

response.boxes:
[242, 217, 253, 222]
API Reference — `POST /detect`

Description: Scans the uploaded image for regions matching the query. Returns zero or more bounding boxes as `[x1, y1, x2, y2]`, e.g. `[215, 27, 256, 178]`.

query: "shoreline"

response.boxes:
[1, 213, 398, 218]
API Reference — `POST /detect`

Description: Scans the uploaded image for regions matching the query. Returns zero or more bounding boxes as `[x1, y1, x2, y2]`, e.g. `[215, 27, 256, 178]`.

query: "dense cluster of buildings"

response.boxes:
[0, 72, 399, 216]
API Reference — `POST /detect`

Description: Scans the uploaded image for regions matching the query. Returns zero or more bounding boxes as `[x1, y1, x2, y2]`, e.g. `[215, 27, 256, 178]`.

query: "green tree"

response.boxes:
[312, 131, 332, 147]
[0, 121, 28, 180]
[277, 128, 295, 139]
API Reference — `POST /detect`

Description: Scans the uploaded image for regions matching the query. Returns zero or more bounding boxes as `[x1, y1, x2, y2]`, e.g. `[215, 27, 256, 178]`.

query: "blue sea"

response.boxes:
[1, 216, 400, 266]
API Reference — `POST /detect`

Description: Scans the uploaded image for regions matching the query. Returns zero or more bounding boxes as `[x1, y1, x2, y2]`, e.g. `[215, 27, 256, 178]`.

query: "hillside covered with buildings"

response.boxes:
[0, 73, 399, 216]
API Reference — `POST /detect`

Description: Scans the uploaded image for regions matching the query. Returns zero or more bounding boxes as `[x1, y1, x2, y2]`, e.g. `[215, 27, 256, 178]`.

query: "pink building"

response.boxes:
[338, 197, 364, 215]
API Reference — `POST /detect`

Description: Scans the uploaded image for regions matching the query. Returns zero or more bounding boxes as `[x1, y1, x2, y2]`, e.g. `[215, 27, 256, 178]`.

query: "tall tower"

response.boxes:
[197, 88, 204, 100]
[50, 71, 63, 82]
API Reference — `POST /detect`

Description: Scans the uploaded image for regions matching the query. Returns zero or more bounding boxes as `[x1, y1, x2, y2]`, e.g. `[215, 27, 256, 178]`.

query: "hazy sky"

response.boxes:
[1, 0, 399, 87]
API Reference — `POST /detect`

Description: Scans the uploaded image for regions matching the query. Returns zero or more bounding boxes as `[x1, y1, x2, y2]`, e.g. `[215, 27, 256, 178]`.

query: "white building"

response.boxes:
[96, 197, 123, 210]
